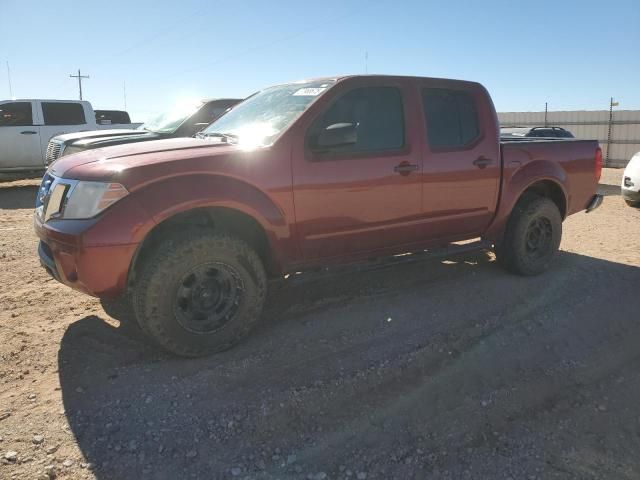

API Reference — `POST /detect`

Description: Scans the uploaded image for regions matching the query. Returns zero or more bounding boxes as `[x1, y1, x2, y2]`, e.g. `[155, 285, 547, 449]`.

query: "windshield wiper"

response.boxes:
[198, 132, 238, 144]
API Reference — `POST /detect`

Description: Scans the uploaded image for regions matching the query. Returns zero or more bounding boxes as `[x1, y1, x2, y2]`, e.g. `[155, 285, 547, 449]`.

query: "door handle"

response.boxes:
[20, 130, 38, 135]
[473, 157, 493, 169]
[393, 163, 419, 175]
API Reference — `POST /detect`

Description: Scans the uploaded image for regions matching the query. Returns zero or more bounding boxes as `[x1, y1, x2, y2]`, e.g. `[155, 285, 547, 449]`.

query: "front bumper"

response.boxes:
[35, 215, 139, 298]
[622, 188, 640, 204]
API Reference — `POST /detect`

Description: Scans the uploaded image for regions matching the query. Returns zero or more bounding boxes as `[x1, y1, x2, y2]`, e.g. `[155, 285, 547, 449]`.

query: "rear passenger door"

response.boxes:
[38, 101, 88, 159]
[420, 85, 500, 239]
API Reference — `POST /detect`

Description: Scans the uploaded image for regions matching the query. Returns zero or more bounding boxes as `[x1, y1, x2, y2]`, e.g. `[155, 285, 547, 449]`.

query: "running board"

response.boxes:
[281, 239, 492, 286]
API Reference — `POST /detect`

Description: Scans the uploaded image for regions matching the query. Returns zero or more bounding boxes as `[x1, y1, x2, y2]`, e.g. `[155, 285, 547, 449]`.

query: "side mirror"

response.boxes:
[313, 123, 357, 150]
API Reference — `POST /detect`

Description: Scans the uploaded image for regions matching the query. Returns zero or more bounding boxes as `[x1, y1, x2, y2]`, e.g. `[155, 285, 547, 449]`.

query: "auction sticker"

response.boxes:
[293, 87, 327, 96]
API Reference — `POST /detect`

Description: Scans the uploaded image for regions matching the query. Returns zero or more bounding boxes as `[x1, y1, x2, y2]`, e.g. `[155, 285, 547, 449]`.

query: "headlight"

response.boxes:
[62, 181, 128, 219]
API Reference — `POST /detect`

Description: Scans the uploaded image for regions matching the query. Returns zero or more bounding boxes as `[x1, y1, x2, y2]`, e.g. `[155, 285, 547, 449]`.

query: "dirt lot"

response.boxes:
[1, 169, 639, 480]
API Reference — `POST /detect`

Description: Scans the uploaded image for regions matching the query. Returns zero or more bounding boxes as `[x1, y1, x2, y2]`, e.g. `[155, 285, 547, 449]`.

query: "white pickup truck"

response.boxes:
[0, 99, 139, 174]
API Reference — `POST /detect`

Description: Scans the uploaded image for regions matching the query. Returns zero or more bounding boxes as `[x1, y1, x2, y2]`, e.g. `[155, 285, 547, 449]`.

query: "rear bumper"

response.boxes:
[585, 194, 603, 213]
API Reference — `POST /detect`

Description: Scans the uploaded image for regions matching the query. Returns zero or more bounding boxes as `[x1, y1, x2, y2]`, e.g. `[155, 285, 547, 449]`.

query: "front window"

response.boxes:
[0, 102, 33, 126]
[201, 80, 336, 147]
[140, 101, 203, 134]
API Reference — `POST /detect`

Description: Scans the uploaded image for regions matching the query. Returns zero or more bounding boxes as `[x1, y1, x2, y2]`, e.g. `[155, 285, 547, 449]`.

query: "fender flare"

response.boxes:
[485, 159, 568, 243]
[129, 174, 294, 271]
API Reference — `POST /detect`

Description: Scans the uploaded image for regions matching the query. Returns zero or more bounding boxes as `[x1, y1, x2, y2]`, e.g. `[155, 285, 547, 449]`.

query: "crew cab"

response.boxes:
[45, 98, 241, 165]
[0, 99, 137, 173]
[34, 75, 603, 357]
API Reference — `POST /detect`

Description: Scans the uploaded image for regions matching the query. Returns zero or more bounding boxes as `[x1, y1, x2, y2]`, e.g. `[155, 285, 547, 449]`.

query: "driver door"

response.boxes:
[291, 82, 423, 261]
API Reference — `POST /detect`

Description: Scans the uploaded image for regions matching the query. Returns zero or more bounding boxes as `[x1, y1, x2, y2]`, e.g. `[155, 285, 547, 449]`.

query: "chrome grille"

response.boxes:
[45, 141, 63, 165]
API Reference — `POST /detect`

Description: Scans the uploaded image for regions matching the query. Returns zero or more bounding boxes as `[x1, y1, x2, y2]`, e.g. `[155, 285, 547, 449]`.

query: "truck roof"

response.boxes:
[5, 99, 91, 103]
[272, 74, 483, 88]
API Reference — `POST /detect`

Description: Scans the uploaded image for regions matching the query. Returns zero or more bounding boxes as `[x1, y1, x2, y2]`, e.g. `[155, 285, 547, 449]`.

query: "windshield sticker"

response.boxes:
[293, 87, 327, 96]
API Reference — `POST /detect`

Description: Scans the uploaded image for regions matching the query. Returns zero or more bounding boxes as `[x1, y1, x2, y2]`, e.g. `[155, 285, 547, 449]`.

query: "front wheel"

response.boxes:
[494, 194, 562, 276]
[132, 231, 267, 357]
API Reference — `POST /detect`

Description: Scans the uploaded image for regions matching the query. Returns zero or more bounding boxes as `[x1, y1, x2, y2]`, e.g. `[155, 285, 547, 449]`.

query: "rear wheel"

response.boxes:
[494, 193, 562, 276]
[132, 231, 267, 357]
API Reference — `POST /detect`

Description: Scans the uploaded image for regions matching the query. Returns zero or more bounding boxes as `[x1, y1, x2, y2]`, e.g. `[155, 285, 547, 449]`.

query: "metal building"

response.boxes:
[498, 110, 640, 168]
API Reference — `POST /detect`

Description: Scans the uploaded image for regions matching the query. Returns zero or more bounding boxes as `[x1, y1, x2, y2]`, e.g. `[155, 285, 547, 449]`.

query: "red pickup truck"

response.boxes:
[34, 75, 603, 356]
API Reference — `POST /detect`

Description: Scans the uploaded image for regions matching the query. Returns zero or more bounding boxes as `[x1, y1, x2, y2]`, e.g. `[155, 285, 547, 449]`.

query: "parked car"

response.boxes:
[95, 110, 140, 127]
[34, 75, 603, 357]
[0, 99, 137, 173]
[45, 98, 241, 165]
[622, 151, 640, 207]
[501, 126, 575, 138]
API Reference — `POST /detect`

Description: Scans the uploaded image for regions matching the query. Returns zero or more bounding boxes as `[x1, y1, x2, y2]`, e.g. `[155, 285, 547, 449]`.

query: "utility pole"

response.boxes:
[69, 69, 89, 100]
[605, 97, 619, 166]
[544, 102, 548, 127]
[6, 61, 13, 98]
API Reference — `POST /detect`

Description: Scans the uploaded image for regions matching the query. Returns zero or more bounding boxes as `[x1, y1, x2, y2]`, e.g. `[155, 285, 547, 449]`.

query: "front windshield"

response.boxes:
[201, 80, 335, 147]
[139, 101, 203, 134]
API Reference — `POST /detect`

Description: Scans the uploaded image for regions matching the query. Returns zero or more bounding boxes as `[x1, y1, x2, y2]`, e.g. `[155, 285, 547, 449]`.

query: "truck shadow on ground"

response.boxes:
[0, 184, 39, 209]
[58, 250, 640, 479]
[597, 183, 622, 197]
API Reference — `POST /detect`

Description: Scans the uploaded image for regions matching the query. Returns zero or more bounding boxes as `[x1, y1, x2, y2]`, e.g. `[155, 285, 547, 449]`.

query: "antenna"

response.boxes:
[69, 69, 89, 100]
[6, 61, 13, 98]
[123, 81, 127, 110]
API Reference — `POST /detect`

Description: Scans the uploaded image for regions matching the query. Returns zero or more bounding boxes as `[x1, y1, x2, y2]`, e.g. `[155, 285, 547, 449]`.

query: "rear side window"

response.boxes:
[95, 110, 131, 125]
[311, 86, 405, 153]
[42, 102, 86, 125]
[422, 89, 479, 148]
[0, 102, 33, 126]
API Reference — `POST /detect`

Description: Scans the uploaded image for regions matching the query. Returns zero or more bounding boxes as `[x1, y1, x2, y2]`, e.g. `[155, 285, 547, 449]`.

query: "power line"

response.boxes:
[69, 69, 89, 100]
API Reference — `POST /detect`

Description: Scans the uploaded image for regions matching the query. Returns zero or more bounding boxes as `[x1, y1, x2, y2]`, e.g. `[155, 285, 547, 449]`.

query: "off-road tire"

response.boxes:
[625, 199, 640, 208]
[495, 193, 562, 276]
[132, 231, 267, 357]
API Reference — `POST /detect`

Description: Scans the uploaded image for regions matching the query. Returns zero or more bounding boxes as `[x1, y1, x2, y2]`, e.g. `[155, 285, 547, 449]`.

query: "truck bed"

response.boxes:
[499, 137, 600, 218]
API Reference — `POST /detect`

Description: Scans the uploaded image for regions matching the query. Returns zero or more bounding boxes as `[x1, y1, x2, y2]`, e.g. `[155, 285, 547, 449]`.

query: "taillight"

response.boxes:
[595, 147, 602, 182]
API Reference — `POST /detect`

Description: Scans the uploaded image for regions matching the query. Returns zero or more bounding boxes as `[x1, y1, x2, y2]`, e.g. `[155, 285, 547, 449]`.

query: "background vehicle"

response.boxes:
[45, 98, 241, 165]
[501, 126, 575, 138]
[622, 151, 640, 207]
[95, 109, 140, 127]
[0, 99, 137, 173]
[34, 75, 603, 357]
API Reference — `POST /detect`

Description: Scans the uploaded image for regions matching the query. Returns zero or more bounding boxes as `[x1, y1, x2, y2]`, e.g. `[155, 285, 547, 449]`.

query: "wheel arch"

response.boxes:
[129, 206, 281, 289]
[127, 174, 294, 287]
[485, 159, 569, 243]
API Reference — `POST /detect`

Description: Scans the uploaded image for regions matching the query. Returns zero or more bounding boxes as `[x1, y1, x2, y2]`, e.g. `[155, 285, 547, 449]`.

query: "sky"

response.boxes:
[1, 0, 639, 122]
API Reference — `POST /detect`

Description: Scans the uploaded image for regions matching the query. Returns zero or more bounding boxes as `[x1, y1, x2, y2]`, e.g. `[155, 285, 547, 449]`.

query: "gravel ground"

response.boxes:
[1, 168, 639, 480]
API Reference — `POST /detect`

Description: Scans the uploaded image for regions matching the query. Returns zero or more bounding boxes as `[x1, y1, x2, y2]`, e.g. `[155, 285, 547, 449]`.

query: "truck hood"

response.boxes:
[53, 128, 145, 143]
[50, 138, 242, 187]
[70, 130, 161, 149]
